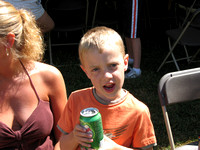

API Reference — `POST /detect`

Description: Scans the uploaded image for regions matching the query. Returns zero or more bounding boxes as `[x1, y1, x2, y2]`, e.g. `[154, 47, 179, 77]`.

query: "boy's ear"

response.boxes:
[80, 65, 91, 79]
[124, 54, 129, 71]
[6, 32, 15, 48]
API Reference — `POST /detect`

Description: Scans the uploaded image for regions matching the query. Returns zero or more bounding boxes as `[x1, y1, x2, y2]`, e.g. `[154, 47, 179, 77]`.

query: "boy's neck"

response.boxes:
[92, 88, 127, 105]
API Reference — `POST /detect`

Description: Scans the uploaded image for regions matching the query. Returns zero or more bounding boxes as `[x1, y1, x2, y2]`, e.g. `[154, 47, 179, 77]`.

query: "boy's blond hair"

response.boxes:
[0, 0, 44, 61]
[79, 26, 125, 65]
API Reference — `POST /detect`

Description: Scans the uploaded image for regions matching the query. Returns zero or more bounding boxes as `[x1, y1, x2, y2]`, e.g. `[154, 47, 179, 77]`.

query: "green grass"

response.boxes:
[43, 27, 200, 149]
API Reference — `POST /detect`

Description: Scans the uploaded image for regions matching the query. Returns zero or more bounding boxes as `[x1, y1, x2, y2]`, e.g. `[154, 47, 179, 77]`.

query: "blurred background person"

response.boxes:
[120, 0, 143, 79]
[5, 0, 55, 33]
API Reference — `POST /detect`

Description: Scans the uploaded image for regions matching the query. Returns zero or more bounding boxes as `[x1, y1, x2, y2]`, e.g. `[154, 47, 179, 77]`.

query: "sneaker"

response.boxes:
[125, 68, 141, 79]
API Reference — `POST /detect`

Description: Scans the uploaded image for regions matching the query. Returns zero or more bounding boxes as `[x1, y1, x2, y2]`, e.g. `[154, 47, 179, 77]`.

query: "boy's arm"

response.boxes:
[54, 133, 79, 150]
[54, 124, 93, 150]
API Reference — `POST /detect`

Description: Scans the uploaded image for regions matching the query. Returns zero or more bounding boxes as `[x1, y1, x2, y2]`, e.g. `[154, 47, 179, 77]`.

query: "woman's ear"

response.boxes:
[6, 32, 15, 48]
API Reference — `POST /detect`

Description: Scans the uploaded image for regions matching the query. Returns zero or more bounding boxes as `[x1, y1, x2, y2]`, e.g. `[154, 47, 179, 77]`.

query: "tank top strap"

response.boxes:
[19, 59, 41, 102]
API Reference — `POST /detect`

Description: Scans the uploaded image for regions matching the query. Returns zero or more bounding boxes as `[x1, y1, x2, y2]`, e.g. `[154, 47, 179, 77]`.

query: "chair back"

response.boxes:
[92, 0, 120, 30]
[175, 0, 200, 28]
[159, 67, 200, 106]
[158, 67, 200, 149]
[48, 0, 88, 30]
[45, 0, 89, 66]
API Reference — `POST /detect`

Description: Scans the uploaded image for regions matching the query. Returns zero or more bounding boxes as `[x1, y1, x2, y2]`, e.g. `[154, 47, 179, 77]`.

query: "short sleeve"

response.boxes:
[57, 95, 74, 134]
[132, 107, 157, 148]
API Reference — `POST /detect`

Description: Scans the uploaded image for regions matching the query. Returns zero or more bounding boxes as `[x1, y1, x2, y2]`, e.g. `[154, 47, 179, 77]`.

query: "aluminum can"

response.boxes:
[80, 107, 104, 149]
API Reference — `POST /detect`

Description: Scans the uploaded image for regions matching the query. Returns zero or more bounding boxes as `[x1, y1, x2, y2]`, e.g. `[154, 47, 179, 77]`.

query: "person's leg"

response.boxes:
[123, 0, 142, 79]
[36, 11, 55, 33]
[125, 37, 141, 78]
[199, 142, 200, 150]
[125, 37, 133, 64]
[125, 37, 141, 68]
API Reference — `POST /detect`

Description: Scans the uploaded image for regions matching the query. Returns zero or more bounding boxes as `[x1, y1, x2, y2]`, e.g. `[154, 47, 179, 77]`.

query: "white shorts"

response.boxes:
[5, 0, 45, 20]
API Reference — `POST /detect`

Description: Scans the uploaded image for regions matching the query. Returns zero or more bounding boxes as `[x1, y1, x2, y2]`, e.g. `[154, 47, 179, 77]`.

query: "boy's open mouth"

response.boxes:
[103, 83, 115, 92]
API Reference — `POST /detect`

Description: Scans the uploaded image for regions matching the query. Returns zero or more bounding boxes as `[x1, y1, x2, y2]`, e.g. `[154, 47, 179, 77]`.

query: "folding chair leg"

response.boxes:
[162, 106, 175, 150]
[189, 48, 200, 63]
[85, 0, 89, 31]
[48, 32, 53, 65]
[157, 46, 171, 72]
[183, 45, 190, 62]
[157, 37, 180, 72]
[168, 38, 181, 70]
[157, 54, 169, 72]
[171, 52, 180, 71]
[92, 0, 99, 27]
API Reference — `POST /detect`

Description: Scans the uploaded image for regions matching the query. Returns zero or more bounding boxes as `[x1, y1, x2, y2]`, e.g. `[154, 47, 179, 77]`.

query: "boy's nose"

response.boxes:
[104, 71, 113, 78]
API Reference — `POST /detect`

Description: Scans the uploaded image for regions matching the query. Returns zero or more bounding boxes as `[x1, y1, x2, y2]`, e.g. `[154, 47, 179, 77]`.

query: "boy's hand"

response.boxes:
[72, 124, 93, 148]
[99, 136, 133, 150]
[98, 135, 117, 150]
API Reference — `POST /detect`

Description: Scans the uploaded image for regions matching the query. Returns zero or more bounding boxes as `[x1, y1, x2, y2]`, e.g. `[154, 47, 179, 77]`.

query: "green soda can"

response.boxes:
[80, 107, 104, 149]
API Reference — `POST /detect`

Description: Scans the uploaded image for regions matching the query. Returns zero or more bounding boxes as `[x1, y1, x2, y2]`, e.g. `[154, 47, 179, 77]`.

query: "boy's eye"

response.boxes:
[92, 68, 99, 72]
[110, 64, 117, 68]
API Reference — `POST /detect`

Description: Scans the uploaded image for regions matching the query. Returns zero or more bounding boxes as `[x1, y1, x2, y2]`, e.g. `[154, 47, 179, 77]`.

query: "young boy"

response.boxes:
[55, 26, 157, 150]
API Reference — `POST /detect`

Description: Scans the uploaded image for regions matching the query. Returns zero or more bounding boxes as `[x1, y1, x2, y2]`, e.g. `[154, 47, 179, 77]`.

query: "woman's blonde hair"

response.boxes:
[0, 0, 44, 61]
[79, 26, 125, 65]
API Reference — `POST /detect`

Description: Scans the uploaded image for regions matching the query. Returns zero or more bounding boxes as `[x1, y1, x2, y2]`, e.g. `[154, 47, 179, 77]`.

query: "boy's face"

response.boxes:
[81, 46, 128, 102]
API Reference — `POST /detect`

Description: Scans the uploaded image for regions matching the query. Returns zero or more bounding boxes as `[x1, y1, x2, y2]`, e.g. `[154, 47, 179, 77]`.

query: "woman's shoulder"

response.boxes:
[34, 61, 61, 75]
[32, 61, 64, 83]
